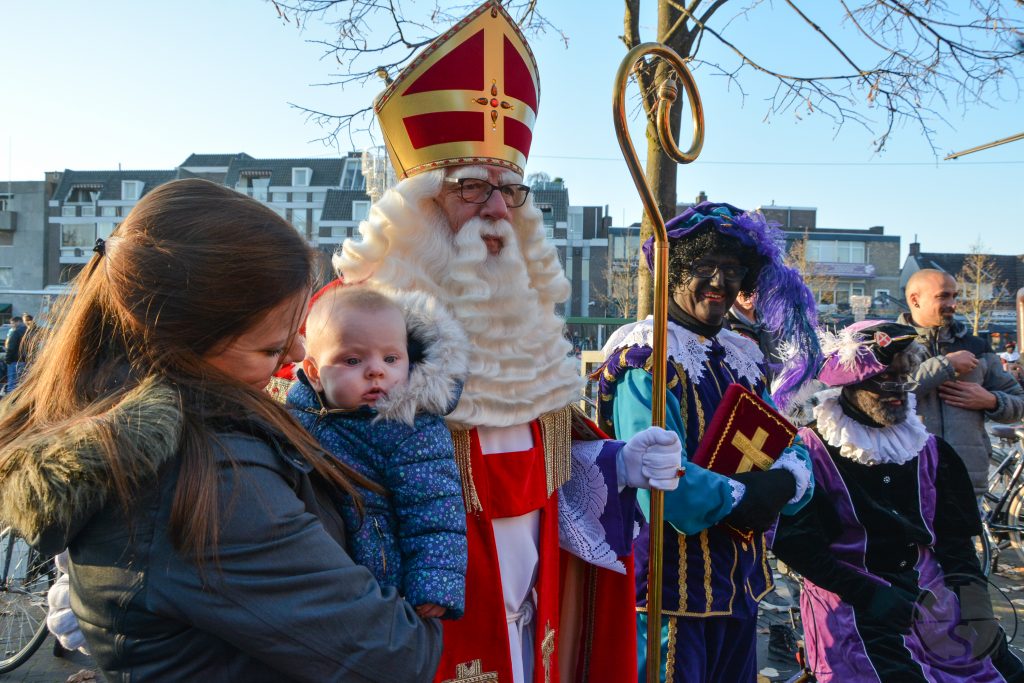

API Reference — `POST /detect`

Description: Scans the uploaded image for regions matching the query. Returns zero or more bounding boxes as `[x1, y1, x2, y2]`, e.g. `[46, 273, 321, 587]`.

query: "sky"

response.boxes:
[2, 1, 1022, 262]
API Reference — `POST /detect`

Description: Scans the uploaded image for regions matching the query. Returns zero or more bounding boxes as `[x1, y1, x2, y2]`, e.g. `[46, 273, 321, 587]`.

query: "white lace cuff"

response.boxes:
[728, 478, 746, 508]
[771, 449, 812, 504]
[558, 441, 627, 575]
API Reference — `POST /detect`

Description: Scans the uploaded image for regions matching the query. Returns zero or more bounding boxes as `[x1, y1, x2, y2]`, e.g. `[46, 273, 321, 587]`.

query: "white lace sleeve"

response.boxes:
[728, 478, 746, 508]
[771, 448, 812, 504]
[557, 440, 629, 575]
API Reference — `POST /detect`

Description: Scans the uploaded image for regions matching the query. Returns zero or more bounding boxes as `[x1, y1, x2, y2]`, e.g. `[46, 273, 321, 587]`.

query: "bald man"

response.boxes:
[898, 269, 1024, 493]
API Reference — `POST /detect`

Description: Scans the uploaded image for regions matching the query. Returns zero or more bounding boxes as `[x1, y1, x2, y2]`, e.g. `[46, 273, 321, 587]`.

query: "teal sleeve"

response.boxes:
[760, 389, 815, 515]
[613, 368, 737, 535]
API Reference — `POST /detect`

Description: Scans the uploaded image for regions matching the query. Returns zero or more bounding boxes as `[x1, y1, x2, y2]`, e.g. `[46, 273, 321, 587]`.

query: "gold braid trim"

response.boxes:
[263, 376, 294, 404]
[450, 429, 482, 514]
[451, 405, 573, 514]
[540, 406, 573, 497]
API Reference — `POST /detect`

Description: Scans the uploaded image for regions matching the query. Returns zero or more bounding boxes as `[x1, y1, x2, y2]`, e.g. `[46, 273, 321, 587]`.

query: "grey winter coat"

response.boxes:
[897, 313, 1024, 493]
[0, 378, 442, 682]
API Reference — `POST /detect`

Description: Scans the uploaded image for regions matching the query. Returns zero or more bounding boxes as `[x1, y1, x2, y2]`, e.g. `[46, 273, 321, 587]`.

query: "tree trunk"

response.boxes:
[635, 2, 688, 320]
[636, 109, 681, 319]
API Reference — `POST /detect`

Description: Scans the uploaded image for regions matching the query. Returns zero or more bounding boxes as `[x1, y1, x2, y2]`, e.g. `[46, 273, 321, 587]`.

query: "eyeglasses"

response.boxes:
[865, 375, 919, 393]
[444, 177, 531, 208]
[688, 261, 749, 282]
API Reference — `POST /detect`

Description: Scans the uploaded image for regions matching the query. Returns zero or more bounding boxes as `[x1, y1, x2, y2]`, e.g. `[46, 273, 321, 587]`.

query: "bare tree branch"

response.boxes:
[268, 0, 567, 146]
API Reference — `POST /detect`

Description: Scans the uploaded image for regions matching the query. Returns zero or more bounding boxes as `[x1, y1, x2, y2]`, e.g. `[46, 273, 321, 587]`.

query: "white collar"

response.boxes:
[813, 388, 929, 466]
[602, 317, 763, 386]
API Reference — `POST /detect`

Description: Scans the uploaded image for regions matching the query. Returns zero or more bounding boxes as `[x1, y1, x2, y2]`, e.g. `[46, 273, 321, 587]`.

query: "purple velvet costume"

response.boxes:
[782, 428, 1007, 682]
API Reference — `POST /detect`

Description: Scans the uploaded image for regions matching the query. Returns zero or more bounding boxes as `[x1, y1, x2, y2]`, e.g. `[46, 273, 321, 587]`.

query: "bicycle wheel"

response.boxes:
[975, 523, 995, 577]
[0, 527, 54, 674]
[1004, 489, 1024, 568]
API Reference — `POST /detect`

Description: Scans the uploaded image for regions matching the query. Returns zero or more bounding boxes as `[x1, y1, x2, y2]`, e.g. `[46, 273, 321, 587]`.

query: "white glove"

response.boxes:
[617, 427, 682, 491]
[47, 551, 89, 654]
[771, 449, 812, 505]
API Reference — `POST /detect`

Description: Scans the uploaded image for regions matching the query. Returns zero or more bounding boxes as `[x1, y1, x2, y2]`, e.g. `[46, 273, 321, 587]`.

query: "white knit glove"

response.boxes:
[47, 551, 89, 654]
[771, 449, 813, 505]
[617, 427, 682, 491]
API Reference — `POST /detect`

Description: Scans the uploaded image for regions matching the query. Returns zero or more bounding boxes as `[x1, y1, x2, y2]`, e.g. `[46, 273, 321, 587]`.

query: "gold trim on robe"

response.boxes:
[451, 406, 574, 514]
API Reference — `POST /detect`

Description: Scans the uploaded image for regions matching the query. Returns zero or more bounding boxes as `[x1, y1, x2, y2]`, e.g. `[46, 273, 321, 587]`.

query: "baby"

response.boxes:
[287, 283, 468, 619]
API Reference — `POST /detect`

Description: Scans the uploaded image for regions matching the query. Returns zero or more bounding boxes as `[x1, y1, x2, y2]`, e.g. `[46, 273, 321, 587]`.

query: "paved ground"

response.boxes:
[1, 637, 94, 682]
[9, 556, 1024, 682]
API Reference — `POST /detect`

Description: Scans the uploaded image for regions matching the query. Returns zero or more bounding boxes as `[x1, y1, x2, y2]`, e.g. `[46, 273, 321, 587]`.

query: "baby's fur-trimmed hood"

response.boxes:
[0, 378, 182, 555]
[297, 288, 468, 426]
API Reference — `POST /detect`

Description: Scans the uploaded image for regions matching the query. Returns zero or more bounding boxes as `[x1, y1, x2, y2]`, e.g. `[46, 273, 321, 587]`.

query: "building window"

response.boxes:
[352, 201, 370, 222]
[836, 241, 866, 263]
[537, 204, 555, 227]
[237, 175, 271, 201]
[61, 205, 77, 217]
[62, 223, 96, 248]
[875, 288, 890, 299]
[0, 267, 12, 288]
[291, 209, 307, 235]
[272, 192, 288, 203]
[568, 208, 583, 241]
[121, 181, 143, 201]
[67, 186, 99, 204]
[100, 206, 117, 217]
[97, 222, 117, 240]
[341, 158, 366, 190]
[807, 240, 836, 263]
[0, 195, 10, 212]
[292, 192, 308, 203]
[292, 168, 312, 187]
[312, 192, 326, 202]
[81, 205, 96, 217]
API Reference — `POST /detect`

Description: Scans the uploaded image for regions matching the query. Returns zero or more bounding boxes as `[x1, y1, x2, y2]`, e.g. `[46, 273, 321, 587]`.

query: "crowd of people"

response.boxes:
[2, 313, 37, 394]
[1, 2, 1023, 682]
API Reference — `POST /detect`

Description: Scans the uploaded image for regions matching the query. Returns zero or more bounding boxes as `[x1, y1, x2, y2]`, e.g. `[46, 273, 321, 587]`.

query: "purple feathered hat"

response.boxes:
[818, 320, 918, 387]
[641, 201, 821, 409]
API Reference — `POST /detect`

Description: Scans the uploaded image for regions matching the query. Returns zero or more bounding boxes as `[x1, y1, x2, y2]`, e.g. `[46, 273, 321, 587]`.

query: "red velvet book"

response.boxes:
[690, 384, 797, 475]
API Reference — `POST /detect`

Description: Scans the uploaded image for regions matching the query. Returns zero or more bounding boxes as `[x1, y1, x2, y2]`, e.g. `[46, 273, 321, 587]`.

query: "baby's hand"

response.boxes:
[415, 603, 446, 619]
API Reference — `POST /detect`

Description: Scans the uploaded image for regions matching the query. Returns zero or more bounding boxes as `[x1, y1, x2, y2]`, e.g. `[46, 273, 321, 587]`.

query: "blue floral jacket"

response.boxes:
[288, 290, 469, 618]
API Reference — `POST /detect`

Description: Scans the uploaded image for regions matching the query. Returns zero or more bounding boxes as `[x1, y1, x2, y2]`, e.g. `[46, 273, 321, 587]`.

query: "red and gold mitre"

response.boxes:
[374, 0, 540, 178]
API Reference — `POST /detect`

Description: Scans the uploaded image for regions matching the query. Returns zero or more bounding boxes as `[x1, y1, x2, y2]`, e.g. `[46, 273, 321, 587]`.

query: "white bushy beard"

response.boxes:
[441, 215, 583, 428]
[335, 171, 584, 429]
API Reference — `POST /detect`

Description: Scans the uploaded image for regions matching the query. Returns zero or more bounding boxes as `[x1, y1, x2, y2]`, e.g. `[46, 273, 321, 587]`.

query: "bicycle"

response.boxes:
[978, 424, 1024, 576]
[772, 567, 817, 683]
[0, 526, 56, 674]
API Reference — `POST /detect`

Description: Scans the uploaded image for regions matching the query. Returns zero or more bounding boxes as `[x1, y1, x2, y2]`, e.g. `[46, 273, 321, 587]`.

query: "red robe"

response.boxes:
[434, 418, 637, 683]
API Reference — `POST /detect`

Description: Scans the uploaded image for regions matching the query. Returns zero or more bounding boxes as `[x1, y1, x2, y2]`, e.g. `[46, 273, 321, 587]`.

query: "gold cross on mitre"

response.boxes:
[373, 0, 540, 178]
[732, 427, 775, 472]
[442, 659, 499, 683]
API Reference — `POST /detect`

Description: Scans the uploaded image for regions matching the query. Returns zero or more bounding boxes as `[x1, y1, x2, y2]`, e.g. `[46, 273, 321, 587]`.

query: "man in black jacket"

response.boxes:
[4, 316, 26, 393]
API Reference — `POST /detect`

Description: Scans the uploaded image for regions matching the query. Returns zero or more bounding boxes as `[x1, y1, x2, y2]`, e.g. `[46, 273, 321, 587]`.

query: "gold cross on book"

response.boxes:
[442, 659, 499, 683]
[732, 427, 774, 472]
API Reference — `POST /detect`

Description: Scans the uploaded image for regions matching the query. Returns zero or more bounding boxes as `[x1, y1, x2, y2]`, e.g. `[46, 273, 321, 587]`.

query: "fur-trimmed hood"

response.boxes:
[291, 288, 468, 426]
[0, 378, 182, 555]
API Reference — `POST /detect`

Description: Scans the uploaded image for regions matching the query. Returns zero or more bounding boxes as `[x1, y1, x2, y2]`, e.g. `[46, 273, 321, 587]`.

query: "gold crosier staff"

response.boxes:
[613, 43, 705, 683]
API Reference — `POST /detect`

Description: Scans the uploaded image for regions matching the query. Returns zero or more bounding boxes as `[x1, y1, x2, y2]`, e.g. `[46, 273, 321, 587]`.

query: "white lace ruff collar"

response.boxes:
[602, 317, 763, 386]
[813, 388, 929, 466]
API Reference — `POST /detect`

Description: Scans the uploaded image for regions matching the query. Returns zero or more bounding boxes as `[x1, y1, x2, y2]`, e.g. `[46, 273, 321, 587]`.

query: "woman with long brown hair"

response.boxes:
[0, 179, 441, 681]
